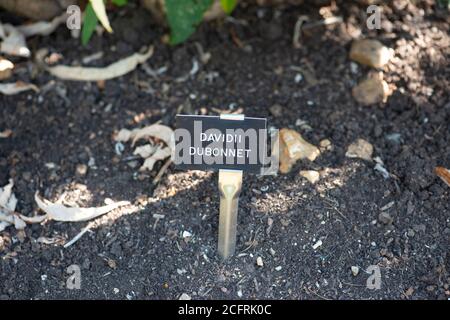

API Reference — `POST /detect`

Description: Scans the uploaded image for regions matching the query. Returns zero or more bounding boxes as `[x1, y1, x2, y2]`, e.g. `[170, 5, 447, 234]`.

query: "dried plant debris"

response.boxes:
[16, 14, 67, 37]
[0, 129, 12, 138]
[0, 81, 39, 95]
[115, 123, 175, 172]
[0, 179, 25, 232]
[30, 193, 130, 223]
[46, 46, 154, 81]
[0, 23, 29, 57]
[0, 14, 65, 58]
[435, 167, 450, 187]
[0, 57, 14, 80]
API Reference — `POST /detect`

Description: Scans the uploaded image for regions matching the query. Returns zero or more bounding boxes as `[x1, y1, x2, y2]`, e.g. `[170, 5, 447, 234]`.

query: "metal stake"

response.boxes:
[218, 169, 243, 260]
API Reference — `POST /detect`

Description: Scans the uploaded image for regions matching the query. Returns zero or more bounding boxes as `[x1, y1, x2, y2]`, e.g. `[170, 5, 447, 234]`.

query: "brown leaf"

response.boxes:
[435, 167, 450, 187]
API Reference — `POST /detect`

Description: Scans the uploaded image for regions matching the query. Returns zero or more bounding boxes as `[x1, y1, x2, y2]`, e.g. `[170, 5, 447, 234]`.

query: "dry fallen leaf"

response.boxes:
[16, 14, 66, 37]
[0, 129, 12, 138]
[37, 235, 66, 245]
[0, 179, 25, 232]
[0, 81, 39, 95]
[0, 15, 65, 58]
[115, 123, 175, 172]
[47, 46, 154, 81]
[0, 58, 14, 80]
[133, 144, 157, 158]
[32, 192, 130, 222]
[435, 167, 450, 187]
[0, 23, 30, 57]
[140, 147, 172, 172]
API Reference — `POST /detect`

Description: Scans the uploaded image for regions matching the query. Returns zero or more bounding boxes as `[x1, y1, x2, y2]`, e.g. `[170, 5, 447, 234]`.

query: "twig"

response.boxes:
[302, 16, 343, 31]
[292, 15, 309, 48]
[153, 159, 172, 185]
[304, 287, 332, 300]
[64, 221, 95, 248]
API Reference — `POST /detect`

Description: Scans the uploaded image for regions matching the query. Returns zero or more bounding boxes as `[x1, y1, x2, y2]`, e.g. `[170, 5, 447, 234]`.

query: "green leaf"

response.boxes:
[81, 3, 98, 45]
[112, 0, 128, 6]
[166, 0, 214, 45]
[220, 0, 237, 14]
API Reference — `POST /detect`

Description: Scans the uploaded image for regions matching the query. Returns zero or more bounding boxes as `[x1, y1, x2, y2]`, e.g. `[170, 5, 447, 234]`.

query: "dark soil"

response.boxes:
[0, 1, 449, 300]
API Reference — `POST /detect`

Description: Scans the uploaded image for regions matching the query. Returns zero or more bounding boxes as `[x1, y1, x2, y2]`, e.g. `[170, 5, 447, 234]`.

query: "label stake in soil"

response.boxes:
[174, 113, 272, 260]
[218, 169, 242, 259]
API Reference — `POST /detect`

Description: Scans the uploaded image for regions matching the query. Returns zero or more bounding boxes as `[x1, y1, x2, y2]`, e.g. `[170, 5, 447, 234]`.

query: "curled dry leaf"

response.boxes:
[0, 23, 30, 57]
[133, 144, 157, 158]
[0, 81, 39, 95]
[37, 235, 66, 245]
[0, 15, 65, 58]
[16, 14, 67, 37]
[115, 123, 175, 172]
[0, 179, 25, 232]
[47, 46, 154, 81]
[140, 147, 172, 172]
[435, 167, 450, 187]
[0, 57, 14, 80]
[33, 192, 130, 222]
[0, 129, 12, 138]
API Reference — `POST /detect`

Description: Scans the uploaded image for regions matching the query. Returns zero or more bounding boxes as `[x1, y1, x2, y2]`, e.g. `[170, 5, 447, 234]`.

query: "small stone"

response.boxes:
[179, 293, 191, 300]
[345, 139, 373, 161]
[0, 58, 14, 80]
[299, 170, 320, 184]
[352, 72, 391, 105]
[113, 288, 120, 294]
[319, 139, 332, 151]
[256, 256, 264, 267]
[269, 104, 283, 117]
[275, 266, 282, 271]
[351, 266, 359, 276]
[279, 128, 320, 174]
[350, 39, 393, 68]
[237, 289, 243, 298]
[378, 212, 393, 225]
[76, 164, 88, 176]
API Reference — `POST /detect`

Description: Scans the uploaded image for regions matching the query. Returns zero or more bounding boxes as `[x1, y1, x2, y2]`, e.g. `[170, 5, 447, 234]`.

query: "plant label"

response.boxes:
[174, 114, 268, 173]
